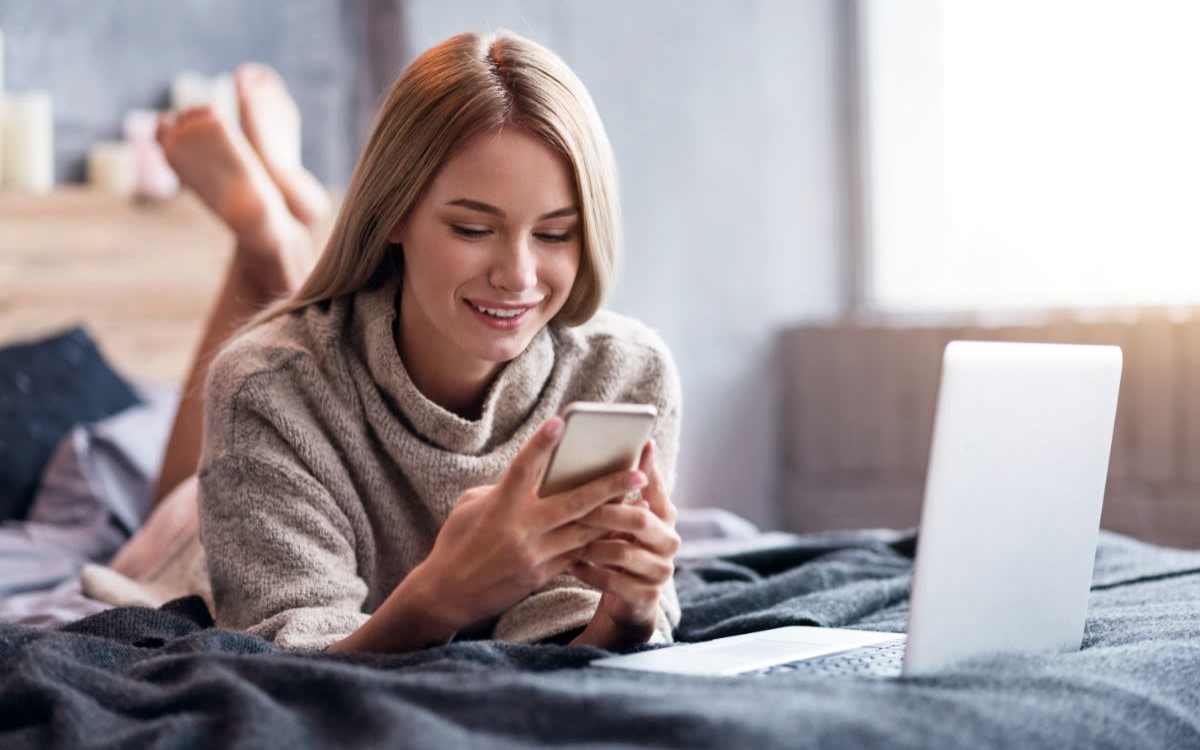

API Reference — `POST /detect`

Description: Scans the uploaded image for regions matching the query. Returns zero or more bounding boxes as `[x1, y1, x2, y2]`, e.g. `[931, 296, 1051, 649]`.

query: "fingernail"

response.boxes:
[627, 471, 647, 489]
[546, 417, 563, 438]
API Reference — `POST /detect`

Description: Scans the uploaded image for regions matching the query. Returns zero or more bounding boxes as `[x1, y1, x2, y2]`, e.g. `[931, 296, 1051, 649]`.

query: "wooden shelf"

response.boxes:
[0, 186, 332, 383]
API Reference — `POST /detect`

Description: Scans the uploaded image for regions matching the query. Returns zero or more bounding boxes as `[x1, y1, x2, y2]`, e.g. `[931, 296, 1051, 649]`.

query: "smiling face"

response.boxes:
[388, 126, 583, 385]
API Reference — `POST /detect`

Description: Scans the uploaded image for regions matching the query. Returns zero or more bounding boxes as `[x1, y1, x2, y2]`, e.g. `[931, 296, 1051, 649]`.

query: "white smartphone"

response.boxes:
[538, 401, 658, 498]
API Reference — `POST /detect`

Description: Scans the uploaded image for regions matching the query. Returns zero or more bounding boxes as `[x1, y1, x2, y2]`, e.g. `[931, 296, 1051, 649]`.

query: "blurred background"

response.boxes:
[2, 0, 1197, 547]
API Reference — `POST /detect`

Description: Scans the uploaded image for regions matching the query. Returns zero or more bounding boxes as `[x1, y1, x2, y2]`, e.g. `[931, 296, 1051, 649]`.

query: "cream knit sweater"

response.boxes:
[196, 274, 683, 653]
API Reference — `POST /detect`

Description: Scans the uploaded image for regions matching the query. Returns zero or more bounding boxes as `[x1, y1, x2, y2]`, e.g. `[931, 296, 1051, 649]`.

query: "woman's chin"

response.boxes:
[462, 332, 529, 364]
[460, 316, 542, 361]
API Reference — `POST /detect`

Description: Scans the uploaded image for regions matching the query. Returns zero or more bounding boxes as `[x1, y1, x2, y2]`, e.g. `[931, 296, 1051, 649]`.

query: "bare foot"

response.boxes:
[234, 63, 332, 229]
[156, 105, 313, 291]
[108, 475, 199, 580]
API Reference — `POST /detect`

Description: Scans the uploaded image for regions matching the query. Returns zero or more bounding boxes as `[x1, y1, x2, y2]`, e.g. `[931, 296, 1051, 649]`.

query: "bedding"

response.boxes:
[0, 377, 177, 602]
[2, 528, 1197, 749]
[0, 326, 143, 521]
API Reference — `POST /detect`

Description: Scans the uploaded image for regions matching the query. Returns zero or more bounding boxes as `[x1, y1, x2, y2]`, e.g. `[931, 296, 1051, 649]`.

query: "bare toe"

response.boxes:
[234, 62, 299, 166]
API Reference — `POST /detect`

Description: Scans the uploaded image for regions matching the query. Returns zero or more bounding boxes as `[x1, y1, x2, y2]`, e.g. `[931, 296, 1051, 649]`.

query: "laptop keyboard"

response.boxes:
[748, 639, 906, 678]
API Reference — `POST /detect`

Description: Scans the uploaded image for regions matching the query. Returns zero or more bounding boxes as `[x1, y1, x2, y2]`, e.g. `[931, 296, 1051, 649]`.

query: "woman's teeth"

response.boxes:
[470, 302, 526, 318]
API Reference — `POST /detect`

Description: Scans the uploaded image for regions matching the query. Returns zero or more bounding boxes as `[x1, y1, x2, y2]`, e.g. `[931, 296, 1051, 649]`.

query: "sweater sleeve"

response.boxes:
[198, 452, 371, 653]
[492, 331, 685, 646]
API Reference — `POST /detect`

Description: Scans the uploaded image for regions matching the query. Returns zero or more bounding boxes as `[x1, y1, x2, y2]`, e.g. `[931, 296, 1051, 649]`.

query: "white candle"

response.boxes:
[3, 91, 54, 193]
[87, 141, 137, 198]
[171, 70, 239, 128]
[171, 71, 212, 112]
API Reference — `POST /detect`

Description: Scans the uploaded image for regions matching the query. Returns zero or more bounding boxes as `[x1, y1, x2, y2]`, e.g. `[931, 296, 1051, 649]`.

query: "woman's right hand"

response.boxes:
[417, 415, 649, 632]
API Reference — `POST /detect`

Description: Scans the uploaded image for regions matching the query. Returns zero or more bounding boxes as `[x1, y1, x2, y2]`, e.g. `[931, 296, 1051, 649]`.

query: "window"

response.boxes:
[861, 0, 1200, 312]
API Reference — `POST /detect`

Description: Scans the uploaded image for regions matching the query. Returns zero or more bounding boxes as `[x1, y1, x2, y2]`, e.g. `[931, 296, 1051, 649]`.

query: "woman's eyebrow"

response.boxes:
[445, 198, 578, 221]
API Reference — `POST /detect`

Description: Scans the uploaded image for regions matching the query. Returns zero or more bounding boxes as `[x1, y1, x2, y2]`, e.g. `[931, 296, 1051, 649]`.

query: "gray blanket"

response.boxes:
[1, 528, 1198, 749]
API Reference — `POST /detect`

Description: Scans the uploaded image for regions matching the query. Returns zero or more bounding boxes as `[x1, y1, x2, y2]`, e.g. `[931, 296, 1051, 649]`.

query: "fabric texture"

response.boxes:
[0, 326, 142, 521]
[1, 529, 1198, 749]
[79, 475, 214, 615]
[0, 378, 178, 602]
[3, 501, 744, 631]
[196, 274, 684, 652]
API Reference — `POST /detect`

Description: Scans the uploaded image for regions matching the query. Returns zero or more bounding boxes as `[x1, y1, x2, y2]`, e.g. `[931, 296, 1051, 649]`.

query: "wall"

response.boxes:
[399, 0, 849, 529]
[0, 0, 366, 185]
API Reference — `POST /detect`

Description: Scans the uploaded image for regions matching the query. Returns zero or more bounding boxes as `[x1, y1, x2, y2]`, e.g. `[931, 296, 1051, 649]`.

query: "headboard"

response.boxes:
[778, 312, 1200, 549]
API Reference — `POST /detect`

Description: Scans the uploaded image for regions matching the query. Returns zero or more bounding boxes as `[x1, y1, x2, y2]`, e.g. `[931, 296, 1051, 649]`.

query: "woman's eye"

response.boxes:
[536, 233, 572, 243]
[451, 225, 490, 238]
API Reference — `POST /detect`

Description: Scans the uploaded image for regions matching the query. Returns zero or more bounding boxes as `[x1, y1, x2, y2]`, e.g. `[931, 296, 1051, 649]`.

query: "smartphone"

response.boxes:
[538, 401, 658, 498]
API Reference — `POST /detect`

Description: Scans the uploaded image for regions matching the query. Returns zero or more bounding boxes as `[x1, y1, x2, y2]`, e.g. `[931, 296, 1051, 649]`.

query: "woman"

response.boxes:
[98, 30, 683, 655]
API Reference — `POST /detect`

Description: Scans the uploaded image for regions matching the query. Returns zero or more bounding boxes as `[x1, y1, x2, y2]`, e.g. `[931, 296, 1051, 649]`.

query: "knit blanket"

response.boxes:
[2, 529, 1198, 749]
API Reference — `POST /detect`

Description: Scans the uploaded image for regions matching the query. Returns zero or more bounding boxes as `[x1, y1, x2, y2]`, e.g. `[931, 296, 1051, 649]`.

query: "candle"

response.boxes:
[3, 91, 54, 193]
[171, 71, 212, 112]
[87, 141, 137, 198]
[171, 70, 239, 127]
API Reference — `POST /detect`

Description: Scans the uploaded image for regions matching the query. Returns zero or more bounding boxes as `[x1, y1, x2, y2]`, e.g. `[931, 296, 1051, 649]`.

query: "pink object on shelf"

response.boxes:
[123, 109, 158, 145]
[123, 109, 178, 201]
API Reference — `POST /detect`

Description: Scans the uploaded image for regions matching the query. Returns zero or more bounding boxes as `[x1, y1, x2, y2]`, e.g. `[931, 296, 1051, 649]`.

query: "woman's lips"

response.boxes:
[464, 299, 533, 330]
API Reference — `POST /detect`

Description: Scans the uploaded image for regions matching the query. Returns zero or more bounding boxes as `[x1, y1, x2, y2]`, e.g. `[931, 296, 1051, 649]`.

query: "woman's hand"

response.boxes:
[418, 415, 649, 633]
[570, 438, 681, 648]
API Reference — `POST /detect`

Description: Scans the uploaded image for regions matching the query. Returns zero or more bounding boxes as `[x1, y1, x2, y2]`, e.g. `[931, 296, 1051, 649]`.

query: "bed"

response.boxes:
[2, 528, 1199, 748]
[3, 190, 1200, 748]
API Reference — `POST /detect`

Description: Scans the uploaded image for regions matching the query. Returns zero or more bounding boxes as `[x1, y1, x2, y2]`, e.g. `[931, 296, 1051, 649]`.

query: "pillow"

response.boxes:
[28, 377, 181, 537]
[0, 379, 179, 600]
[0, 327, 142, 521]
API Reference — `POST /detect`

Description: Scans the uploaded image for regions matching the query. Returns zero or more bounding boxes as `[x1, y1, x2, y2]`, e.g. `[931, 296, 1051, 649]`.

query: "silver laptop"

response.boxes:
[591, 340, 1123, 678]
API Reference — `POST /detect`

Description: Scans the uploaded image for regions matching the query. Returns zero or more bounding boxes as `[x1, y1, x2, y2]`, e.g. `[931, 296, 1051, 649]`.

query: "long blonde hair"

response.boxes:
[239, 29, 621, 338]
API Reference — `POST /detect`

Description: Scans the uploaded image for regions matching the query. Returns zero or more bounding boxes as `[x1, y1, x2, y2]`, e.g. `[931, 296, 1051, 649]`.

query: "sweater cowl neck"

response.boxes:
[350, 275, 557, 456]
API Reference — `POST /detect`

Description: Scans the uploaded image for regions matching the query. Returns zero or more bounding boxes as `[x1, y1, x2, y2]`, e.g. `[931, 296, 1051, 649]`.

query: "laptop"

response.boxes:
[591, 340, 1123, 678]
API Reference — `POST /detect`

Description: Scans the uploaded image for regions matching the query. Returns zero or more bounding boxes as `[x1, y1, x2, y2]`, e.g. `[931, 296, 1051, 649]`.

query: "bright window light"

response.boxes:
[865, 0, 1200, 312]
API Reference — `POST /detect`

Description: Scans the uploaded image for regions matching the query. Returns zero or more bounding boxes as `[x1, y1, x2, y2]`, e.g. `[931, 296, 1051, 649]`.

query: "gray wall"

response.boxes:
[401, 1, 849, 529]
[0, 0, 366, 184]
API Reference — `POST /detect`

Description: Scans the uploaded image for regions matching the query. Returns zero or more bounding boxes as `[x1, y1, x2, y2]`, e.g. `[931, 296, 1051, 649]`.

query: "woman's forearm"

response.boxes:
[326, 562, 462, 654]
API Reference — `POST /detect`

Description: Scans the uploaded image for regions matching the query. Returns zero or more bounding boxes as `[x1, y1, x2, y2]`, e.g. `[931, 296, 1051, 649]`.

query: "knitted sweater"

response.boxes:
[196, 274, 683, 653]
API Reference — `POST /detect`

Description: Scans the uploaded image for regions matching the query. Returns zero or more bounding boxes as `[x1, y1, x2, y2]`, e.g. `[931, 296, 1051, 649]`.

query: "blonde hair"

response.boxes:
[239, 29, 621, 338]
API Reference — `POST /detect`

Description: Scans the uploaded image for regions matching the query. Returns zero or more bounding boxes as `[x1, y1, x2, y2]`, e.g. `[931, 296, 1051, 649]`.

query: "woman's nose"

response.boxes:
[490, 239, 538, 292]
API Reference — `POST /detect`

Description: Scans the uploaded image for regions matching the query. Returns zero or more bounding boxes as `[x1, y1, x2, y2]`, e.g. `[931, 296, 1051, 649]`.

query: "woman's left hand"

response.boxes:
[570, 438, 681, 647]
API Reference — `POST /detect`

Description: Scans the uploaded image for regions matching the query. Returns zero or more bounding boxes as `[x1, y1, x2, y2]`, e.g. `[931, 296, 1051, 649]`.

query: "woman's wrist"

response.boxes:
[568, 609, 654, 649]
[384, 561, 464, 645]
[328, 561, 462, 654]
